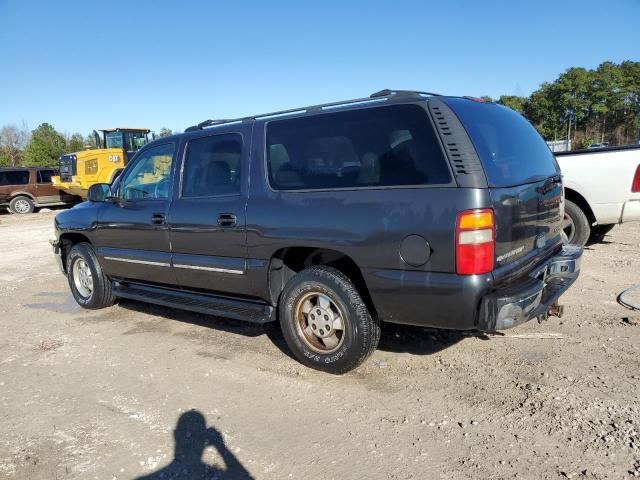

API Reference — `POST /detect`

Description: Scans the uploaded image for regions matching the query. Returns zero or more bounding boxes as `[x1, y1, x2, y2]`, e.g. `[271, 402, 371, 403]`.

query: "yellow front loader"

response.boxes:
[52, 128, 151, 198]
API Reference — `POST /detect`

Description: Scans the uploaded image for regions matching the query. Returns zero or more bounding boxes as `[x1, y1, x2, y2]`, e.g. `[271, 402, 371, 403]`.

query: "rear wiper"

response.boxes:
[538, 175, 562, 194]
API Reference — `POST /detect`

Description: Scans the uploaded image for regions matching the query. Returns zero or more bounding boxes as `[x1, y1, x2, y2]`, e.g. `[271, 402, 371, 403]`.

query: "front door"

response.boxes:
[167, 130, 249, 296]
[94, 142, 176, 285]
[35, 169, 64, 204]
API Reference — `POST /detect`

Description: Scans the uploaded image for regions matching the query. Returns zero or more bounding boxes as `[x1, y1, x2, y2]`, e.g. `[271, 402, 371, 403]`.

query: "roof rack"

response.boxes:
[184, 89, 440, 132]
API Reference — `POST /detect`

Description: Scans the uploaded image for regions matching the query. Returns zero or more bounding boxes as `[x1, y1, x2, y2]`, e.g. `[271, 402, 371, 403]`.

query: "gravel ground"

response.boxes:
[0, 210, 638, 480]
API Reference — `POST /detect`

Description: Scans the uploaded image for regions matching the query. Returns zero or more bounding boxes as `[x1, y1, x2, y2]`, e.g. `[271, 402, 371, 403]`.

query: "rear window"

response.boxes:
[266, 104, 452, 190]
[0, 170, 30, 186]
[445, 98, 559, 187]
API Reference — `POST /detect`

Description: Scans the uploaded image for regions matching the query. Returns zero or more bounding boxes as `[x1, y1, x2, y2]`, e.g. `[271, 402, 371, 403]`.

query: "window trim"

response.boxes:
[178, 131, 244, 200]
[116, 142, 175, 203]
[262, 102, 455, 193]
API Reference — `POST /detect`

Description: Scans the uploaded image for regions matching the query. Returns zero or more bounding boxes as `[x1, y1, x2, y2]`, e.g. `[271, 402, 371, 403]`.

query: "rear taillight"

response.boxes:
[632, 164, 640, 193]
[456, 209, 495, 275]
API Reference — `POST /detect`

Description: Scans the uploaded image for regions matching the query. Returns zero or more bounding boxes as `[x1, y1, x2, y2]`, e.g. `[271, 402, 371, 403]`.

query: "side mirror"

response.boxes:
[87, 183, 112, 202]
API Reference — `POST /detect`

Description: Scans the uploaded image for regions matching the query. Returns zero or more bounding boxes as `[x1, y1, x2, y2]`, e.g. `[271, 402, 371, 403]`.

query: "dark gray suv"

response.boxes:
[52, 90, 582, 373]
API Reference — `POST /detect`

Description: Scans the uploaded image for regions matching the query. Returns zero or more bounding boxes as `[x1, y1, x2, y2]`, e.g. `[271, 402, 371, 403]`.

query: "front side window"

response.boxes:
[119, 143, 174, 201]
[182, 134, 242, 197]
[37, 169, 57, 183]
[0, 170, 30, 186]
[266, 104, 451, 190]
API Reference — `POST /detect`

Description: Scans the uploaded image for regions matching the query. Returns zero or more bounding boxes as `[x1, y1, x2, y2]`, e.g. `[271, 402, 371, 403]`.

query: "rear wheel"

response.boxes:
[279, 266, 380, 374]
[66, 243, 115, 309]
[563, 200, 590, 246]
[9, 196, 34, 214]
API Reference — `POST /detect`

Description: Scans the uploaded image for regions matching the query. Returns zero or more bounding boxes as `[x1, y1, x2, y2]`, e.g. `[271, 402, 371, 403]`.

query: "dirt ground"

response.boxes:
[0, 210, 638, 480]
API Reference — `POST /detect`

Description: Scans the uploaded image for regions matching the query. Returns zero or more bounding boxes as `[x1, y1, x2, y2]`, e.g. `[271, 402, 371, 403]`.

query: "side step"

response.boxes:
[112, 282, 276, 324]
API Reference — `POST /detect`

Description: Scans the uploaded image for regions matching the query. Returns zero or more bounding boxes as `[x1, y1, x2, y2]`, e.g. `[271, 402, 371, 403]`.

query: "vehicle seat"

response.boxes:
[357, 152, 380, 185]
[202, 161, 233, 195]
[275, 163, 303, 187]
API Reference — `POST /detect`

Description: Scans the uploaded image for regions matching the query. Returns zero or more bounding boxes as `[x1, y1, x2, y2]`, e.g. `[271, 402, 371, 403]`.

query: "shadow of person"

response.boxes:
[136, 410, 254, 480]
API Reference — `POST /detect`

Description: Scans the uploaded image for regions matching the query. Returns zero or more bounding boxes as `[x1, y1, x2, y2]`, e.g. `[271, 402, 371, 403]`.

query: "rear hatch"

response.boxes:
[445, 98, 564, 282]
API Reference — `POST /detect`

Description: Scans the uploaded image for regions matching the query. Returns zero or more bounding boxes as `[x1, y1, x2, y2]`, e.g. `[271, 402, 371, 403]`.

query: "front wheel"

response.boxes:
[66, 243, 115, 309]
[279, 266, 380, 374]
[9, 196, 34, 214]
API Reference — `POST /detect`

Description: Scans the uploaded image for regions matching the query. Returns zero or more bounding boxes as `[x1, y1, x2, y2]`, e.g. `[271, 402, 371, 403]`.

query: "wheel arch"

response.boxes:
[58, 232, 93, 272]
[9, 191, 36, 202]
[267, 247, 377, 319]
[564, 187, 596, 226]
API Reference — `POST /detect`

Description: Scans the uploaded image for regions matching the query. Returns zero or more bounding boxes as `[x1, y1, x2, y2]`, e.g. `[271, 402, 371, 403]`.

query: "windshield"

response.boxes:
[444, 98, 559, 187]
[104, 131, 148, 151]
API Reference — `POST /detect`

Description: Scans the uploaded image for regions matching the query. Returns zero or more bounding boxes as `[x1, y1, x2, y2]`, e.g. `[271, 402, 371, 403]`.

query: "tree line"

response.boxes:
[1, 60, 638, 168]
[484, 61, 640, 148]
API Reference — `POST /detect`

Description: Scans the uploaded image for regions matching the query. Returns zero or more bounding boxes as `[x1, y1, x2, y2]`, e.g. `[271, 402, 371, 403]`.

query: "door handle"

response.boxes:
[217, 213, 237, 227]
[151, 213, 166, 225]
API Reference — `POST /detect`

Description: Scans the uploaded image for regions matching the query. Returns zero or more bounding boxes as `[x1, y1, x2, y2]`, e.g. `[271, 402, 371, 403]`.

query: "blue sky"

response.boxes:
[1, 0, 638, 136]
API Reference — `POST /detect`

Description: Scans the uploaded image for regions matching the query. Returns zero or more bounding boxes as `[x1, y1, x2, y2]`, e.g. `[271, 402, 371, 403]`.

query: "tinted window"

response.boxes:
[119, 143, 174, 201]
[266, 104, 451, 190]
[0, 170, 30, 186]
[182, 134, 242, 197]
[445, 98, 559, 187]
[37, 169, 57, 183]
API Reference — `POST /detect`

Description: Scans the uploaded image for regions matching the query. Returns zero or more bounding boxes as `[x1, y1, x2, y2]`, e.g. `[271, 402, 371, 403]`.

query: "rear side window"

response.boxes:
[37, 169, 57, 183]
[266, 104, 451, 190]
[0, 170, 30, 186]
[445, 98, 559, 187]
[182, 134, 242, 197]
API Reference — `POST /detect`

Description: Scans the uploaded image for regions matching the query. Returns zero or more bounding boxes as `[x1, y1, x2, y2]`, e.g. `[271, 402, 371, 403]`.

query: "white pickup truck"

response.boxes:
[556, 145, 640, 245]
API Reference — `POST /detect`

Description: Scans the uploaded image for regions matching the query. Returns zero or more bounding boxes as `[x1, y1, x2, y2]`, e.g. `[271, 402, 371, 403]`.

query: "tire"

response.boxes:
[589, 224, 615, 242]
[9, 196, 34, 214]
[66, 243, 115, 309]
[563, 200, 590, 246]
[278, 266, 380, 374]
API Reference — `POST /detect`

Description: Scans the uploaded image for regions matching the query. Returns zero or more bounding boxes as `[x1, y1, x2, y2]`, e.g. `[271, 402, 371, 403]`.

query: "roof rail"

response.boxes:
[369, 89, 441, 98]
[184, 89, 439, 132]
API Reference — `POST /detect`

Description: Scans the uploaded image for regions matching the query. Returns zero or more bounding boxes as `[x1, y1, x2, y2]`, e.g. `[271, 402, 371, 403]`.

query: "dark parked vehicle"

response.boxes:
[52, 90, 582, 373]
[0, 167, 78, 214]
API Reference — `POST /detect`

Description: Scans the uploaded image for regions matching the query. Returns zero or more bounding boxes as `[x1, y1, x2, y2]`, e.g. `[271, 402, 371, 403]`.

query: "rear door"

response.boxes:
[444, 98, 563, 280]
[166, 128, 250, 296]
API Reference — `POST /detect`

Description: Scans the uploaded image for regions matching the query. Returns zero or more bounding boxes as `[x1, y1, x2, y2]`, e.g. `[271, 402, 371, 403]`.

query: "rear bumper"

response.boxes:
[621, 200, 640, 223]
[477, 244, 582, 331]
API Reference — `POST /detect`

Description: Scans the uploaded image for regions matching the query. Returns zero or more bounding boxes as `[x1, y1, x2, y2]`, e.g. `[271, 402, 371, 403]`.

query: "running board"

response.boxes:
[112, 282, 276, 324]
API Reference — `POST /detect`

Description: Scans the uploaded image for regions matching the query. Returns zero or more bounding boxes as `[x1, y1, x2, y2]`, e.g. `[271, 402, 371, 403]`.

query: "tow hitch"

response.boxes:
[537, 302, 564, 323]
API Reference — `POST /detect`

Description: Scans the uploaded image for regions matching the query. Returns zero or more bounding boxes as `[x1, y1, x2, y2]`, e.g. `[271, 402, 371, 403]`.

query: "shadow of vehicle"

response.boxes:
[118, 299, 268, 338]
[117, 298, 462, 360]
[135, 410, 254, 480]
[377, 322, 464, 355]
